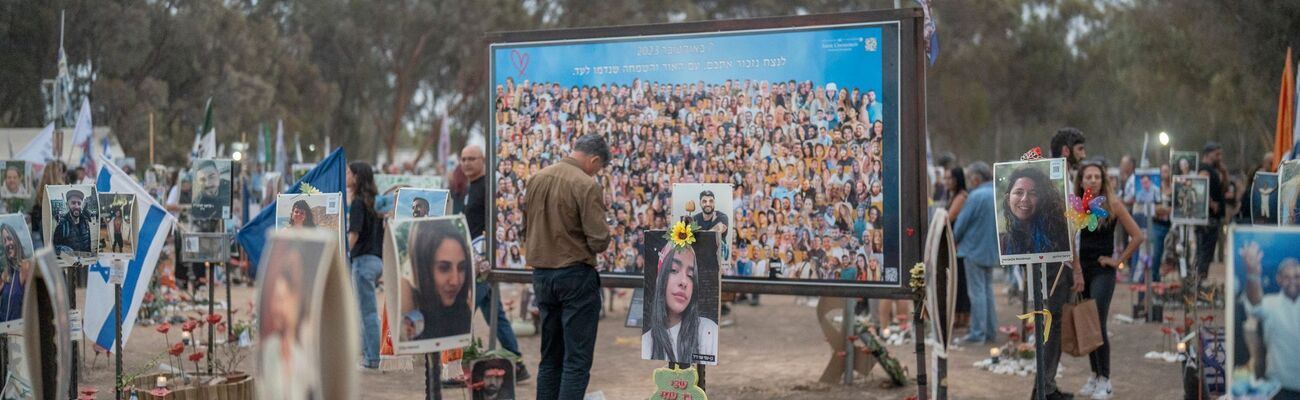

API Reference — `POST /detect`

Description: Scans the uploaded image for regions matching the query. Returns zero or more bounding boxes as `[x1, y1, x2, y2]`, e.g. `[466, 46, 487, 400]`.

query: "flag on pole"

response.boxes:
[17, 123, 56, 166]
[84, 155, 178, 351]
[194, 98, 217, 160]
[72, 98, 96, 173]
[274, 120, 287, 178]
[257, 123, 267, 166]
[293, 133, 303, 164]
[237, 148, 347, 275]
[438, 117, 451, 168]
[1274, 48, 1295, 171]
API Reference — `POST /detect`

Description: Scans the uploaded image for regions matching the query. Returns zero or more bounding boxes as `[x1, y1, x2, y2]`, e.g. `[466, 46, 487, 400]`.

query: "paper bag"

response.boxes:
[1062, 299, 1104, 357]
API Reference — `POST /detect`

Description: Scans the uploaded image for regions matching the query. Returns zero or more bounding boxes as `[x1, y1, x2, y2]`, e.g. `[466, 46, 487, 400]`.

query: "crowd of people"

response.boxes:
[492, 77, 897, 283]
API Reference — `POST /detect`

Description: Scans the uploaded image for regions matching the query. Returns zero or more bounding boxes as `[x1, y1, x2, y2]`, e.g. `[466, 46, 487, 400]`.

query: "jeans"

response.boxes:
[533, 266, 601, 400]
[1195, 221, 1221, 278]
[963, 262, 997, 343]
[1040, 264, 1073, 394]
[1082, 263, 1116, 378]
[476, 281, 521, 356]
[351, 255, 383, 368]
[1149, 222, 1170, 283]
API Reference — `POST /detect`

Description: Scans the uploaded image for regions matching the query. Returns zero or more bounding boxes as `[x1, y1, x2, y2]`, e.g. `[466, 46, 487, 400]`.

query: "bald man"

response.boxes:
[452, 144, 529, 382]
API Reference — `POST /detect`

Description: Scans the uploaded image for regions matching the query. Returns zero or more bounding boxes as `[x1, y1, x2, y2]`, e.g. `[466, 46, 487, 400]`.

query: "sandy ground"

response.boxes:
[75, 264, 1225, 400]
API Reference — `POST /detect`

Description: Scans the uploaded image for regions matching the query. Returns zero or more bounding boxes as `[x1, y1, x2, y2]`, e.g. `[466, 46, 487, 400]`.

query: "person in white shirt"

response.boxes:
[642, 243, 718, 364]
[1239, 242, 1300, 397]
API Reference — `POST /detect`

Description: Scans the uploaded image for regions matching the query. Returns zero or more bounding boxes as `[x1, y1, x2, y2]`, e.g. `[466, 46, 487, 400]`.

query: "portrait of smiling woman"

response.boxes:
[993, 159, 1073, 264]
[642, 230, 720, 365]
[396, 216, 474, 351]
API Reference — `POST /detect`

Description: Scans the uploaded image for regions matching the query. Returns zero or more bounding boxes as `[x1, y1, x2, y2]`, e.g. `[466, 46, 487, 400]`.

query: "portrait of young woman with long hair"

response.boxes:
[642, 240, 719, 364]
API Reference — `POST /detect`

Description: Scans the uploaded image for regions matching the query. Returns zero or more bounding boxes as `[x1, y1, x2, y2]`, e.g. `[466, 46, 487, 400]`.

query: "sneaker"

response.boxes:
[515, 363, 531, 382]
[1090, 378, 1112, 399]
[1078, 374, 1099, 396]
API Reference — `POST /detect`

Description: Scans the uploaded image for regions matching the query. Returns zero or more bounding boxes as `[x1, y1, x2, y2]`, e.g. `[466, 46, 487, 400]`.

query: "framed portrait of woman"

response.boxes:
[992, 158, 1073, 265]
[0, 213, 34, 334]
[641, 230, 721, 365]
[275, 193, 345, 248]
[386, 215, 475, 354]
[255, 232, 331, 400]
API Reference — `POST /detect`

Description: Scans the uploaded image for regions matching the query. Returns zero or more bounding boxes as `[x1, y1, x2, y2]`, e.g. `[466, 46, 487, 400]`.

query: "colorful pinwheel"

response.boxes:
[1067, 188, 1109, 231]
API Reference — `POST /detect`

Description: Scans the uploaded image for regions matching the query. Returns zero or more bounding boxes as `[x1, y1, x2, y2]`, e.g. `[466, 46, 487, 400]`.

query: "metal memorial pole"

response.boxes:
[206, 261, 214, 375]
[1031, 263, 1047, 400]
[111, 258, 125, 400]
[488, 282, 500, 350]
[426, 352, 442, 400]
[68, 261, 80, 400]
[842, 298, 855, 385]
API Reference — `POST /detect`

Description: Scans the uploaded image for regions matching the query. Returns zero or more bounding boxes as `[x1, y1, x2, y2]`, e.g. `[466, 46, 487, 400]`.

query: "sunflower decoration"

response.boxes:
[663, 220, 701, 248]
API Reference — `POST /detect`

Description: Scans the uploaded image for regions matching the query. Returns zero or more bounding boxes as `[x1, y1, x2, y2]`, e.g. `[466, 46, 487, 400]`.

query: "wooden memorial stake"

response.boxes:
[914, 302, 928, 400]
[842, 299, 855, 385]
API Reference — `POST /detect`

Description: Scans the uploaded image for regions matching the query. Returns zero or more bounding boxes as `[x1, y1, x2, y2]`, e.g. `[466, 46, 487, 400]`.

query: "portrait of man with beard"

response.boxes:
[190, 159, 232, 222]
[48, 186, 98, 257]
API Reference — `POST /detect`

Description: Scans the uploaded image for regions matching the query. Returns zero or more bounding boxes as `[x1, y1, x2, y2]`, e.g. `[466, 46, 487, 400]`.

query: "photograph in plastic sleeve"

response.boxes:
[1226, 226, 1300, 398]
[1131, 168, 1162, 215]
[470, 357, 516, 400]
[1252, 172, 1279, 225]
[390, 216, 474, 353]
[992, 158, 1073, 265]
[393, 188, 450, 220]
[256, 234, 329, 400]
[183, 234, 231, 264]
[1170, 150, 1200, 177]
[1172, 175, 1210, 225]
[275, 193, 344, 244]
[43, 185, 99, 259]
[671, 183, 734, 275]
[1281, 161, 1300, 226]
[189, 159, 232, 222]
[642, 230, 720, 365]
[27, 248, 72, 400]
[96, 193, 136, 257]
[376, 175, 444, 196]
[0, 213, 34, 333]
[1, 160, 32, 214]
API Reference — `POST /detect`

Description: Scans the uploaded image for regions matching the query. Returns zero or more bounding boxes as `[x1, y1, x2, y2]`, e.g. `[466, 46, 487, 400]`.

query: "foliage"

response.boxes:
[2, 1, 1299, 168]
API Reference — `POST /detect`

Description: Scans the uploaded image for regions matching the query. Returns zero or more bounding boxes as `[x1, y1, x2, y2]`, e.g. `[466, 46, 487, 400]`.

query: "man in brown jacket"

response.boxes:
[524, 133, 611, 400]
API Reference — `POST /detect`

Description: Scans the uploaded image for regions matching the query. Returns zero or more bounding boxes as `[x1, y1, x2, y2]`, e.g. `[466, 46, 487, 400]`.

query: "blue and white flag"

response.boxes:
[83, 155, 177, 350]
[238, 147, 347, 276]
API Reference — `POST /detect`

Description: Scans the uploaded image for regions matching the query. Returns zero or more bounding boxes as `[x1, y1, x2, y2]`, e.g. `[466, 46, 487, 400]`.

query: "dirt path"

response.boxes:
[78, 267, 1222, 400]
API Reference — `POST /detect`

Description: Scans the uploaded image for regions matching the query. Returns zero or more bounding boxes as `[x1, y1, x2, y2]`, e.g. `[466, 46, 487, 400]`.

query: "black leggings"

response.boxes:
[1082, 262, 1116, 378]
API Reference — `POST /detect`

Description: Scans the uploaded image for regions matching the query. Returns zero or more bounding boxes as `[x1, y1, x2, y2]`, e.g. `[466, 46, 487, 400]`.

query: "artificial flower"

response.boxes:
[669, 221, 696, 248]
[181, 320, 199, 332]
[206, 313, 222, 325]
[188, 352, 205, 362]
[155, 323, 171, 334]
[168, 343, 185, 356]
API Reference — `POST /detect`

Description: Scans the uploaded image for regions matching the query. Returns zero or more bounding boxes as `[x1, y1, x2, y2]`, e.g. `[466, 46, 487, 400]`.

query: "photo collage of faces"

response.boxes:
[493, 78, 895, 283]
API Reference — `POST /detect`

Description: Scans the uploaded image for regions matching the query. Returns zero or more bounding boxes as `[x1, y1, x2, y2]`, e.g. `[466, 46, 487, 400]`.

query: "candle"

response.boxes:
[181, 331, 192, 345]
[156, 375, 167, 388]
[990, 347, 1001, 364]
[1177, 342, 1186, 353]
[882, 328, 892, 337]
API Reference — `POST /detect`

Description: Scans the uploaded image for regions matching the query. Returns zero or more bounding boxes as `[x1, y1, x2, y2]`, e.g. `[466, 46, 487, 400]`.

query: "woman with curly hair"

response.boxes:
[998, 166, 1071, 256]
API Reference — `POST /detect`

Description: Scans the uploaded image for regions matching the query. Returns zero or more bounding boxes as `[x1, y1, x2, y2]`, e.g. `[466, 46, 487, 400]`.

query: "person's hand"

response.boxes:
[1098, 256, 1121, 268]
[1241, 241, 1263, 276]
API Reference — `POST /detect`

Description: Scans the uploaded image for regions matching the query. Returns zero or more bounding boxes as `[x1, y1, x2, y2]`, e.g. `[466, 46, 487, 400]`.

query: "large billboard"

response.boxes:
[486, 10, 926, 297]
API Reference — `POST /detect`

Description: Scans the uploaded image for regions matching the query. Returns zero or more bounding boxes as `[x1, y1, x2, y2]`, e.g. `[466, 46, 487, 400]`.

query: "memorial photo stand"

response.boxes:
[182, 231, 235, 376]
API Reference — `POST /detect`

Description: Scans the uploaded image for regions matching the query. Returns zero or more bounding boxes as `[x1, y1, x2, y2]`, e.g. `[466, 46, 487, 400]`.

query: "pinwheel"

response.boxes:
[1067, 188, 1109, 231]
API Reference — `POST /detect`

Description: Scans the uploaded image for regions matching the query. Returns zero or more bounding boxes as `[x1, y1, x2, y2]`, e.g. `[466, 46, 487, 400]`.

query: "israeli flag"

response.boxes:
[83, 155, 177, 350]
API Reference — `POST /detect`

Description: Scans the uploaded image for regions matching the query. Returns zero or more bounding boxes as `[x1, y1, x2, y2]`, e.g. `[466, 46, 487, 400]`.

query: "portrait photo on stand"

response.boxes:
[96, 193, 136, 257]
[1170, 150, 1200, 177]
[0, 213, 34, 334]
[43, 185, 99, 260]
[1251, 172, 1279, 226]
[276, 193, 344, 244]
[1172, 175, 1210, 225]
[1280, 161, 1300, 226]
[389, 216, 474, 354]
[470, 357, 516, 400]
[488, 21, 909, 292]
[189, 159, 233, 222]
[393, 188, 450, 220]
[1132, 168, 1162, 209]
[992, 158, 1073, 265]
[670, 183, 734, 274]
[1226, 226, 1300, 398]
[256, 234, 330, 400]
[0, 160, 32, 214]
[642, 230, 720, 365]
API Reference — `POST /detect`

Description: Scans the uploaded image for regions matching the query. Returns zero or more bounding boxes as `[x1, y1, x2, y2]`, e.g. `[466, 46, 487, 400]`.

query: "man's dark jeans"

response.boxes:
[533, 265, 601, 400]
[1195, 221, 1220, 279]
